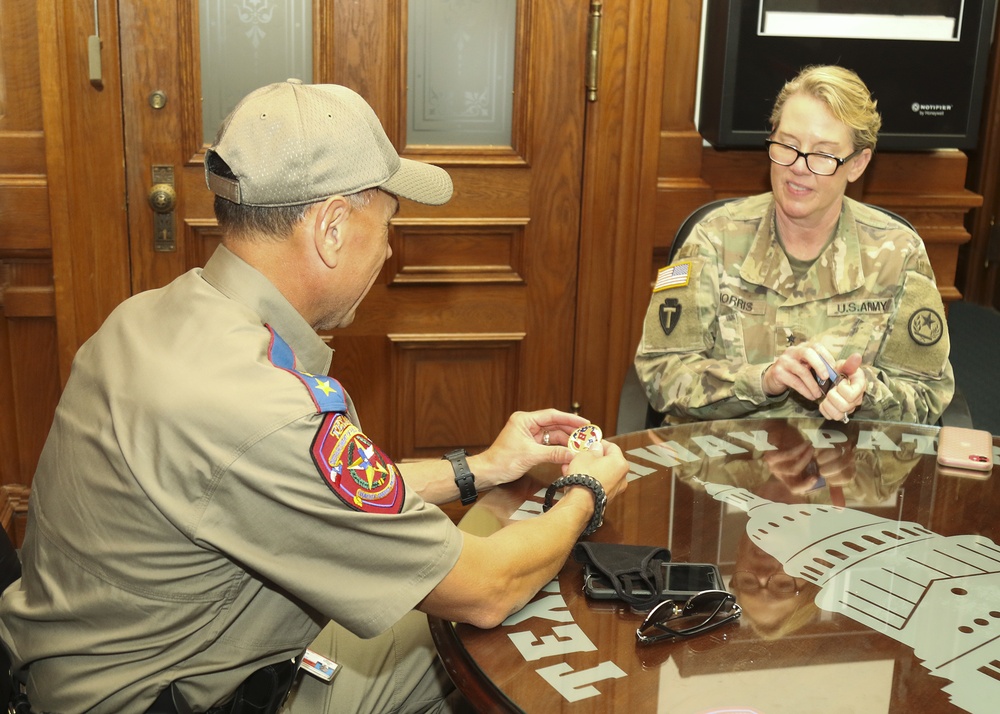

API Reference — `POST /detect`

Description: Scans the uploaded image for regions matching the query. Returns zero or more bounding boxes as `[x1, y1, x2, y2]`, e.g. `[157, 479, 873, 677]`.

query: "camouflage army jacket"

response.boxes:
[635, 193, 955, 425]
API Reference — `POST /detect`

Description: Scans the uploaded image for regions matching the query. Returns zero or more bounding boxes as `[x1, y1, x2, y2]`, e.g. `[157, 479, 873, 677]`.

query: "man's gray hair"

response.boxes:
[214, 188, 378, 241]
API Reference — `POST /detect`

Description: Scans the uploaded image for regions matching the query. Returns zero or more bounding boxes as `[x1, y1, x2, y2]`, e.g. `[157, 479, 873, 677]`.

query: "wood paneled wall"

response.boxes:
[0, 0, 57, 539]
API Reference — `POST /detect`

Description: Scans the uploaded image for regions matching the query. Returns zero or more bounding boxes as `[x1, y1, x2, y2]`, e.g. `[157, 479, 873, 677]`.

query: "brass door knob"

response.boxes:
[148, 183, 177, 213]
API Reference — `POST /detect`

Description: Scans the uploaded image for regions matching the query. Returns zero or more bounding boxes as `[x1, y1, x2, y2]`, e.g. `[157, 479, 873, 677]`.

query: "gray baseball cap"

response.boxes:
[205, 80, 453, 207]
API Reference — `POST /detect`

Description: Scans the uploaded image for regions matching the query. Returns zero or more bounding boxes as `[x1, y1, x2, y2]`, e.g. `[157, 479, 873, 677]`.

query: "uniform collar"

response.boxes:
[201, 244, 333, 375]
[740, 194, 865, 298]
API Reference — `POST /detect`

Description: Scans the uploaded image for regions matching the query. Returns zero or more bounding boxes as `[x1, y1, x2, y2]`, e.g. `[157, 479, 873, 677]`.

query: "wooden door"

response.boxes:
[118, 1, 587, 458]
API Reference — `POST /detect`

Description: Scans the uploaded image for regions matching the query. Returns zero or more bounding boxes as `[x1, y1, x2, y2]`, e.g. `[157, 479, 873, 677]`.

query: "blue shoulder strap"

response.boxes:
[266, 326, 347, 414]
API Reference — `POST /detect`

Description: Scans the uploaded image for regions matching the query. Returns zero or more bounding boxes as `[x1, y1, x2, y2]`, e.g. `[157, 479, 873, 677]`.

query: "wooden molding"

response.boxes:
[0, 485, 31, 547]
[387, 219, 527, 285]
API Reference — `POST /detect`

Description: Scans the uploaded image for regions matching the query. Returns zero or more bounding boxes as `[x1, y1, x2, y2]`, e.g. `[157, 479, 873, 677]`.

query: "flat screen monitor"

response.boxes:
[698, 0, 998, 150]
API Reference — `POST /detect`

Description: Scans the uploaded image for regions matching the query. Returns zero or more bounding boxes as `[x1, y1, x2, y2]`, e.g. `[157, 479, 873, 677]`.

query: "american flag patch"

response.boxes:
[653, 261, 691, 292]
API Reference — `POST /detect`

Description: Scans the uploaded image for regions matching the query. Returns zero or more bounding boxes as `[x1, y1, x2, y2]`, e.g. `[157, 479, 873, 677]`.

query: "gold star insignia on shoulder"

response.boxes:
[314, 378, 337, 397]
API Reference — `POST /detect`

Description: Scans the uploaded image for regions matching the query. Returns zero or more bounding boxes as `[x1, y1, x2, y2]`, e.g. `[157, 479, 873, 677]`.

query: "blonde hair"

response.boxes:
[769, 65, 882, 151]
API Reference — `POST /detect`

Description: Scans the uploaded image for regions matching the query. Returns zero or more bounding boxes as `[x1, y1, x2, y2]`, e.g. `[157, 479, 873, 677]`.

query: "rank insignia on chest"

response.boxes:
[659, 298, 682, 336]
[311, 413, 404, 514]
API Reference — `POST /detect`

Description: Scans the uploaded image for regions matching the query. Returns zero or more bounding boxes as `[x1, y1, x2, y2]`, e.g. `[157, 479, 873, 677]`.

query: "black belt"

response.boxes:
[1, 655, 298, 714]
[146, 658, 299, 714]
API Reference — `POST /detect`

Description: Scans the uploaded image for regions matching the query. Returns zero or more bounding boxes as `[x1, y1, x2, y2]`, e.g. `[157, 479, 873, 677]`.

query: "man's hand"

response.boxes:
[419, 417, 629, 629]
[469, 409, 592, 489]
[562, 440, 629, 503]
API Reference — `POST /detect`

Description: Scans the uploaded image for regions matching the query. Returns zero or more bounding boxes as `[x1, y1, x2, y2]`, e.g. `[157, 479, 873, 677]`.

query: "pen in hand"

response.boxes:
[816, 354, 849, 423]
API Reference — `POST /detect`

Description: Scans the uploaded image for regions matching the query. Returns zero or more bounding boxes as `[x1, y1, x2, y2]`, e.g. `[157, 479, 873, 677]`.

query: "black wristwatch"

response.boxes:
[443, 448, 477, 505]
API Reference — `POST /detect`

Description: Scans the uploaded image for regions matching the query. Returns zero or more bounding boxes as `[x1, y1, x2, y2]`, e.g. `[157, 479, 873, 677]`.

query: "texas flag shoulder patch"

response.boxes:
[311, 413, 404, 514]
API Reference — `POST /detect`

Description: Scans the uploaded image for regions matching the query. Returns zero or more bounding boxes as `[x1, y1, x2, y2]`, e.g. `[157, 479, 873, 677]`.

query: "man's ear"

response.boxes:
[312, 196, 351, 268]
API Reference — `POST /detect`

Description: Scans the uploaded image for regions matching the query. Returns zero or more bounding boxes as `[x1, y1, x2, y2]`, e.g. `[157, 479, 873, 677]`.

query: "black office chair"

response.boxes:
[0, 527, 20, 595]
[0, 525, 24, 711]
[616, 198, 972, 433]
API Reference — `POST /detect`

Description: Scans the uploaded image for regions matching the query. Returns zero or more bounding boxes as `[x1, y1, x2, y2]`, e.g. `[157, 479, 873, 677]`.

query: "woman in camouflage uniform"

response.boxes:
[636, 65, 954, 425]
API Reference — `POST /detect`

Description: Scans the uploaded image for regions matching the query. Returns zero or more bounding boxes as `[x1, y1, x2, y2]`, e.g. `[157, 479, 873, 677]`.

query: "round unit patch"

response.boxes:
[908, 308, 944, 346]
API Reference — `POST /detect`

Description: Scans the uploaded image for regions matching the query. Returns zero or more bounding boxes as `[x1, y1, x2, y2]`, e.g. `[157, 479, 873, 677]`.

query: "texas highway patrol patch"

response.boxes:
[311, 414, 404, 514]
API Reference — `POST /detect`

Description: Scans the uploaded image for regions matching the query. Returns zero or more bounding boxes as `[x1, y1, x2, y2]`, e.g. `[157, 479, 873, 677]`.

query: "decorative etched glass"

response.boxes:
[200, 0, 313, 144]
[407, 0, 516, 146]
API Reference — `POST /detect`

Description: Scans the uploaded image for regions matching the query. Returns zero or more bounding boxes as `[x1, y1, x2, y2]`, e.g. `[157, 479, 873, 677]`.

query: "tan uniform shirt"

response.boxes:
[0, 246, 461, 712]
[635, 194, 955, 425]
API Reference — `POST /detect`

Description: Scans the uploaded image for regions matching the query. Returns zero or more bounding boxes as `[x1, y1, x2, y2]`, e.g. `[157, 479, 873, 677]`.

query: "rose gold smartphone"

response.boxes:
[937, 426, 994, 473]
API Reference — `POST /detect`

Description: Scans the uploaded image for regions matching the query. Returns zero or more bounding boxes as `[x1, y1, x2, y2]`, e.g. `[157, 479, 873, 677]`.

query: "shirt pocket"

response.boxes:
[718, 307, 788, 366]
[823, 301, 892, 363]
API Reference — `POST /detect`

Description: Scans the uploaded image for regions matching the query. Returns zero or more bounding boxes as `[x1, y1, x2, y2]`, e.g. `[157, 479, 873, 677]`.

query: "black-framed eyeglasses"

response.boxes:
[635, 590, 741, 645]
[765, 139, 863, 176]
[730, 571, 800, 599]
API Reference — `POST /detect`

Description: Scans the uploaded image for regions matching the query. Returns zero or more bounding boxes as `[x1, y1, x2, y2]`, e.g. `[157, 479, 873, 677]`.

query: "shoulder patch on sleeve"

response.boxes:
[653, 261, 693, 292]
[641, 259, 706, 352]
[907, 308, 945, 346]
[266, 325, 347, 413]
[879, 273, 950, 375]
[311, 413, 405, 514]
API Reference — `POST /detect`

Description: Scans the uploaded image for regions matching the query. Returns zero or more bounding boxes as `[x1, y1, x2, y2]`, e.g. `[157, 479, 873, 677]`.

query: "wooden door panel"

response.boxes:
[0, 0, 78, 545]
[120, 2, 212, 292]
[120, 0, 587, 460]
[0, 0, 60, 514]
[329, 334, 520, 458]
[386, 219, 528, 286]
[391, 337, 520, 458]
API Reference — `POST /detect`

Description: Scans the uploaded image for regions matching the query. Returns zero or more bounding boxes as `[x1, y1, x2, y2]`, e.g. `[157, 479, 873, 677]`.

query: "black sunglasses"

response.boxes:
[635, 590, 741, 645]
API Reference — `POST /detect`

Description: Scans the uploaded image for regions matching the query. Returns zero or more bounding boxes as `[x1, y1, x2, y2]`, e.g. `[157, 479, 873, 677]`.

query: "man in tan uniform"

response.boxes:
[635, 66, 954, 425]
[0, 81, 628, 713]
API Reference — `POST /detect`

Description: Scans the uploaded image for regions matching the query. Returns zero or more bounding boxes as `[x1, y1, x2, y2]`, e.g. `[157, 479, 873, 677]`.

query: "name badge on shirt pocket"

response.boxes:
[720, 291, 764, 315]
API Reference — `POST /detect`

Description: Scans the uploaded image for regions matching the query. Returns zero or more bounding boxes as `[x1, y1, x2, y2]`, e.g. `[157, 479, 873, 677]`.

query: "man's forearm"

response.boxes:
[398, 459, 464, 505]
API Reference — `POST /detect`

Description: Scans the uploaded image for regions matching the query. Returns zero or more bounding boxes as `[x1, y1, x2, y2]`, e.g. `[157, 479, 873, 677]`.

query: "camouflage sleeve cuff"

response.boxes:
[735, 363, 775, 405]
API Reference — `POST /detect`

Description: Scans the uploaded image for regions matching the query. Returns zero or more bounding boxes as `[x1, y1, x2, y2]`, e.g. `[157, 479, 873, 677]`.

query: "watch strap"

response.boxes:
[443, 448, 477, 505]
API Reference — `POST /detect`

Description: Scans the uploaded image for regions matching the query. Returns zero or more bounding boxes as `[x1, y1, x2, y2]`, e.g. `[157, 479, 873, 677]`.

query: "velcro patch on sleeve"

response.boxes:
[641, 260, 704, 352]
[311, 414, 405, 514]
[879, 272, 949, 376]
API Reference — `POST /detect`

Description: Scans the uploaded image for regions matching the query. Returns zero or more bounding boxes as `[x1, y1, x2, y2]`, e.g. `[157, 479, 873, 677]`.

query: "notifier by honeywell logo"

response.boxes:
[911, 102, 953, 116]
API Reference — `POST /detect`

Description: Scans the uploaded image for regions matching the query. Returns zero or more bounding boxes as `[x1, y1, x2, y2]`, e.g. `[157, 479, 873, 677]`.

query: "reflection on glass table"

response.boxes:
[430, 418, 1000, 714]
